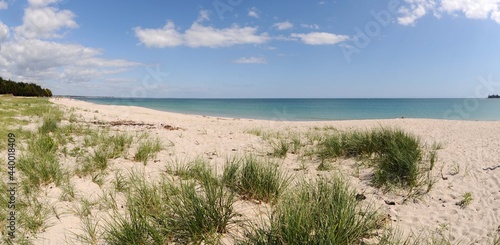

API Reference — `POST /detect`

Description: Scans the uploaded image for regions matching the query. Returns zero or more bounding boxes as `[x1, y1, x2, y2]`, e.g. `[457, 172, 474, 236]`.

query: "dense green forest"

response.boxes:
[0, 77, 52, 97]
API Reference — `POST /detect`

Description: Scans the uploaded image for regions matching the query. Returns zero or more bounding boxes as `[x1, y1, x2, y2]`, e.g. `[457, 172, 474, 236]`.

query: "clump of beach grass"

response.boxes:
[72, 216, 101, 245]
[76, 131, 134, 176]
[319, 128, 430, 190]
[76, 146, 110, 177]
[39, 116, 59, 134]
[18, 155, 63, 188]
[17, 193, 53, 235]
[104, 172, 172, 244]
[245, 128, 264, 137]
[457, 192, 473, 208]
[372, 129, 423, 188]
[104, 168, 239, 244]
[272, 139, 290, 158]
[134, 137, 163, 165]
[243, 177, 379, 244]
[167, 158, 217, 183]
[223, 156, 290, 203]
[18, 133, 65, 190]
[108, 133, 133, 158]
[168, 177, 238, 242]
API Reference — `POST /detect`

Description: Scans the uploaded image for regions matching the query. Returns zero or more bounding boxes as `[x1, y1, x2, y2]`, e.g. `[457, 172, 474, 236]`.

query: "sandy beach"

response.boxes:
[18, 97, 499, 244]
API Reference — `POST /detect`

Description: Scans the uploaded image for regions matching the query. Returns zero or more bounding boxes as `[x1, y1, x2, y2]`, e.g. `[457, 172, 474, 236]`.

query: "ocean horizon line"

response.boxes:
[62, 96, 480, 100]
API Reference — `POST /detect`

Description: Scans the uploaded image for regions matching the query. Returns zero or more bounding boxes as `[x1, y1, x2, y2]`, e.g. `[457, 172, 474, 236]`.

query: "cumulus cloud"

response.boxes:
[197, 10, 210, 22]
[301, 23, 320, 29]
[15, 0, 78, 39]
[135, 20, 269, 48]
[134, 21, 184, 48]
[184, 24, 268, 48]
[398, 0, 500, 25]
[232, 56, 267, 64]
[273, 21, 294, 30]
[0, 21, 9, 43]
[441, 0, 500, 20]
[248, 7, 259, 18]
[0, 0, 8, 9]
[28, 0, 60, 7]
[291, 32, 349, 45]
[0, 39, 139, 83]
[0, 0, 140, 88]
[398, 2, 432, 25]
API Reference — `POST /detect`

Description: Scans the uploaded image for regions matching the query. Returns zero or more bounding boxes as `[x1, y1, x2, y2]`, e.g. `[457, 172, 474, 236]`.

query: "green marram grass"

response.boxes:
[167, 157, 216, 182]
[243, 177, 379, 244]
[104, 173, 172, 244]
[319, 128, 428, 189]
[167, 177, 238, 243]
[223, 156, 290, 203]
[18, 118, 65, 190]
[76, 131, 133, 176]
[134, 137, 163, 165]
[104, 169, 239, 244]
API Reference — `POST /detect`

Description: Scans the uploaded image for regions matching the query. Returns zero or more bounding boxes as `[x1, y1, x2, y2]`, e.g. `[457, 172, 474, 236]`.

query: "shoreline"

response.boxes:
[55, 96, 500, 123]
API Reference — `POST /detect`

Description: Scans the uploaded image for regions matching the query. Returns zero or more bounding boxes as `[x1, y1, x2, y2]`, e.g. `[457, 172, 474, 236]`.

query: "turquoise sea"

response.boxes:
[75, 97, 500, 121]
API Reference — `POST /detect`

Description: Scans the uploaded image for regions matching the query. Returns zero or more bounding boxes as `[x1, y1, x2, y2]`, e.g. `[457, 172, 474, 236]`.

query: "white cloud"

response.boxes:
[291, 32, 349, 45]
[0, 21, 9, 43]
[273, 21, 294, 30]
[441, 0, 500, 21]
[248, 7, 259, 18]
[15, 1, 78, 39]
[301, 23, 320, 29]
[28, 0, 59, 7]
[398, 3, 430, 25]
[232, 56, 267, 64]
[398, 0, 500, 25]
[185, 23, 268, 48]
[135, 21, 269, 48]
[493, 9, 500, 22]
[0, 39, 140, 84]
[0, 0, 8, 9]
[134, 21, 184, 48]
[0, 1, 140, 87]
[197, 10, 210, 22]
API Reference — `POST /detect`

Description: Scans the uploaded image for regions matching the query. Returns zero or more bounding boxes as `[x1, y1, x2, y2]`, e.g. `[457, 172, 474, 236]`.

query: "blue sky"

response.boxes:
[0, 0, 500, 98]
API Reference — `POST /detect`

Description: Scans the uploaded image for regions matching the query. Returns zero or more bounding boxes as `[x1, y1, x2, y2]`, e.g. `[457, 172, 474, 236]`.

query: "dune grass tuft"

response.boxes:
[105, 168, 239, 244]
[168, 158, 215, 183]
[223, 156, 290, 203]
[244, 177, 379, 244]
[76, 131, 133, 176]
[168, 177, 237, 242]
[108, 133, 133, 158]
[18, 133, 64, 189]
[39, 116, 59, 134]
[134, 137, 163, 165]
[319, 128, 427, 189]
[18, 155, 64, 189]
[104, 173, 172, 245]
[272, 139, 290, 158]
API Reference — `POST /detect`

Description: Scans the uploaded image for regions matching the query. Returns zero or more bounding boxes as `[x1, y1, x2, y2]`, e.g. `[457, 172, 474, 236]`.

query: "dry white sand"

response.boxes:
[33, 97, 500, 244]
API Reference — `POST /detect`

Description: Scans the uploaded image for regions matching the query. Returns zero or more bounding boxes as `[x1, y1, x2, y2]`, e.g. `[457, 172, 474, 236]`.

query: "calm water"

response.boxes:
[74, 97, 500, 121]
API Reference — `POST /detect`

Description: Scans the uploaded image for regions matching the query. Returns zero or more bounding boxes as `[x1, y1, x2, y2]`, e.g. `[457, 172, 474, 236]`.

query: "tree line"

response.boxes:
[0, 77, 52, 97]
